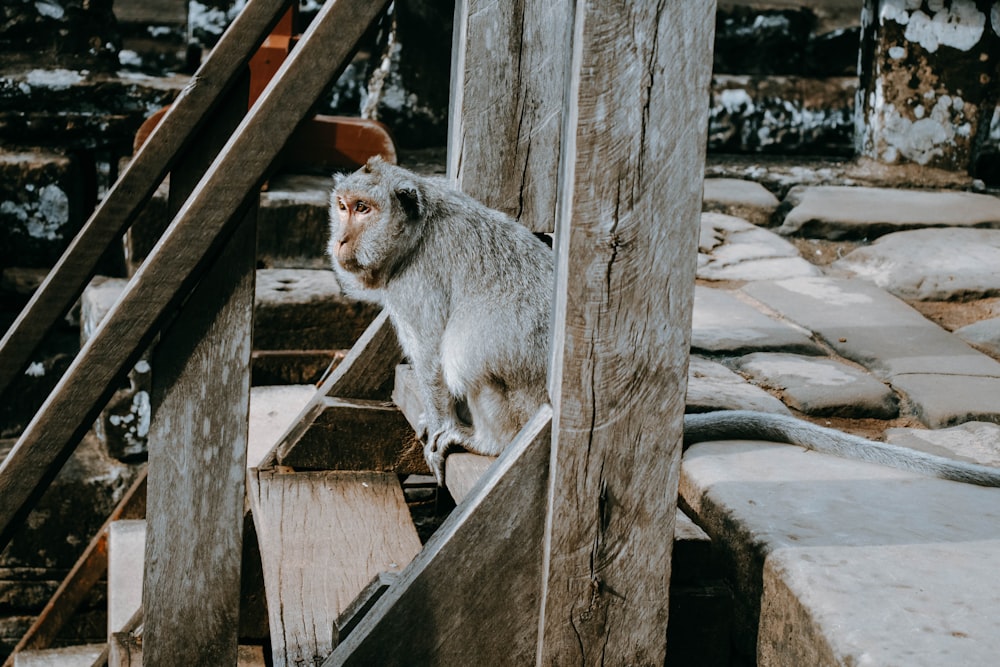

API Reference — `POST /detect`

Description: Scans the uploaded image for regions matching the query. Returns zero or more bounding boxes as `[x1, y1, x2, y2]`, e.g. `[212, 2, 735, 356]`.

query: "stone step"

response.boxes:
[680, 438, 1000, 665]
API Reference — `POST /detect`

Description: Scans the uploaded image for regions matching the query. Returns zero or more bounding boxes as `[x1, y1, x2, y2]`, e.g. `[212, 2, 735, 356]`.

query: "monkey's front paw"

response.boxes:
[424, 425, 469, 487]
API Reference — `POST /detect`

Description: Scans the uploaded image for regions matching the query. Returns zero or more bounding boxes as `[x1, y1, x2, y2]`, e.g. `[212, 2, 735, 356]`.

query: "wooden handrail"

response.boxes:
[0, 0, 290, 399]
[0, 0, 391, 551]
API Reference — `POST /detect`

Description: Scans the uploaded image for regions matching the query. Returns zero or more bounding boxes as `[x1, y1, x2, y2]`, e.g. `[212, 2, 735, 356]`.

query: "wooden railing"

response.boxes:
[0, 0, 389, 661]
[0, 0, 715, 663]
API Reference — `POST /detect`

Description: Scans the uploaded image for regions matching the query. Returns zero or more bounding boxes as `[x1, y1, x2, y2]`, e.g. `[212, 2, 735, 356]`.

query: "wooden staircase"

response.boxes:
[0, 0, 717, 664]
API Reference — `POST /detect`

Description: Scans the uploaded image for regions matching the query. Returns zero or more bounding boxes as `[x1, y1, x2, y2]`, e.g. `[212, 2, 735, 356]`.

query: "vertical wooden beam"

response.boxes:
[856, 0, 1000, 173]
[538, 2, 714, 664]
[141, 69, 255, 664]
[447, 0, 571, 232]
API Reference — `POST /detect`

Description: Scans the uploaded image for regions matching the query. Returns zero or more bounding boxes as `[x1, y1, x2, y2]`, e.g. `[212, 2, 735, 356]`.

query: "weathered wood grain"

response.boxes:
[447, 0, 570, 232]
[325, 406, 553, 666]
[539, 2, 714, 664]
[275, 397, 425, 473]
[0, 0, 391, 552]
[258, 312, 402, 469]
[142, 207, 256, 664]
[250, 469, 421, 667]
[0, 0, 290, 398]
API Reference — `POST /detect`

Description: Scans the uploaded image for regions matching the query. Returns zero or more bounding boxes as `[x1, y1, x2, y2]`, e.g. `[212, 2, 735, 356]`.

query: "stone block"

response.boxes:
[703, 179, 780, 225]
[736, 352, 898, 418]
[254, 269, 380, 351]
[777, 186, 1000, 240]
[698, 213, 820, 282]
[832, 228, 1000, 301]
[955, 317, 1000, 358]
[0, 151, 86, 270]
[692, 286, 821, 356]
[886, 421, 1000, 468]
[687, 356, 791, 415]
[681, 440, 1000, 663]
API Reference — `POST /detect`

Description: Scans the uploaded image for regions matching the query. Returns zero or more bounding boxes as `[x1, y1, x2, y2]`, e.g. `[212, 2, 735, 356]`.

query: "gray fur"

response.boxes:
[330, 158, 1000, 488]
[329, 157, 551, 483]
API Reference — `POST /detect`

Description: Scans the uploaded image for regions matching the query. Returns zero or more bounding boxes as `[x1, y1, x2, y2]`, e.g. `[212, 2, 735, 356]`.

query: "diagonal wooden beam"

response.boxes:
[0, 0, 291, 399]
[0, 0, 392, 551]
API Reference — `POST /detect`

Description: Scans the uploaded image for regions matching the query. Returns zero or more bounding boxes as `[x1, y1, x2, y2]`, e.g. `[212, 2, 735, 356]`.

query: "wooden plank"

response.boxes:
[142, 210, 255, 664]
[448, 0, 571, 232]
[139, 58, 255, 663]
[249, 469, 421, 666]
[444, 453, 494, 505]
[259, 311, 402, 469]
[2, 471, 146, 667]
[325, 406, 552, 666]
[11, 644, 104, 667]
[275, 397, 425, 473]
[0, 0, 289, 399]
[108, 520, 145, 638]
[538, 2, 714, 664]
[0, 0, 392, 553]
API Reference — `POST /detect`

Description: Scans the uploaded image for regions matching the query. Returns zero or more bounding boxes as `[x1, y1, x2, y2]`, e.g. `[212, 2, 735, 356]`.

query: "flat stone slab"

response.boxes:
[698, 213, 821, 282]
[742, 277, 1000, 427]
[686, 356, 790, 415]
[831, 228, 1000, 301]
[680, 440, 1000, 664]
[778, 185, 1000, 240]
[255, 268, 380, 350]
[703, 178, 780, 225]
[886, 422, 1000, 468]
[743, 277, 1000, 378]
[955, 317, 1000, 358]
[736, 352, 898, 418]
[692, 286, 821, 356]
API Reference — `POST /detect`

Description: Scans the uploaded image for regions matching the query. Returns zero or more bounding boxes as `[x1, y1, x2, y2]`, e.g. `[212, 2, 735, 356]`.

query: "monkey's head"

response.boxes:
[329, 156, 427, 290]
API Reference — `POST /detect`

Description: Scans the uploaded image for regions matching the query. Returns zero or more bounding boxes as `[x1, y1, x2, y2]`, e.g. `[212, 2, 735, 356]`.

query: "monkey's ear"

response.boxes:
[394, 181, 424, 220]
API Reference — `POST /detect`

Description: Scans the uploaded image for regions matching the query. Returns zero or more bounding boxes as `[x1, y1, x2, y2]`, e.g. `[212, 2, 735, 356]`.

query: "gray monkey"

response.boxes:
[330, 157, 1000, 488]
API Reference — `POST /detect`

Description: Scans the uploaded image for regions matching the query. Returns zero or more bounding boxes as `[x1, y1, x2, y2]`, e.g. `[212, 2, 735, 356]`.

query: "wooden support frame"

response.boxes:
[0, 0, 392, 553]
[538, 2, 714, 662]
[140, 67, 256, 663]
[329, 1, 713, 663]
[0, 0, 291, 399]
[447, 0, 570, 232]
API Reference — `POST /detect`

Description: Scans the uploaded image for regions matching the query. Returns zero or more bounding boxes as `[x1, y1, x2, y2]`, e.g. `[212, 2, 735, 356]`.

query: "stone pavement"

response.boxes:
[692, 179, 1000, 665]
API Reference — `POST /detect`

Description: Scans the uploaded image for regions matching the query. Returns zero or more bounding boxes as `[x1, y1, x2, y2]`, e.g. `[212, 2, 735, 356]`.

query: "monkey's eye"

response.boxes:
[336, 198, 347, 211]
[355, 201, 370, 214]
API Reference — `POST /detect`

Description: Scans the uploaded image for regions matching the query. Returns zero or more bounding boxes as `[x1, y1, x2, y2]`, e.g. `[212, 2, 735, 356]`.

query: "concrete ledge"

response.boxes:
[680, 440, 1000, 665]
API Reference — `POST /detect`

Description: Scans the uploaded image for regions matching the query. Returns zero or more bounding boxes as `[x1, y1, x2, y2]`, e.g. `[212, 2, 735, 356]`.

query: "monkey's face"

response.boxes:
[328, 157, 426, 290]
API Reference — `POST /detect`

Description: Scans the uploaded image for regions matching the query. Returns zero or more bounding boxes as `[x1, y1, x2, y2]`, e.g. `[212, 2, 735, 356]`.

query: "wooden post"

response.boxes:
[856, 0, 1000, 173]
[447, 0, 571, 232]
[538, 2, 714, 664]
[141, 69, 256, 664]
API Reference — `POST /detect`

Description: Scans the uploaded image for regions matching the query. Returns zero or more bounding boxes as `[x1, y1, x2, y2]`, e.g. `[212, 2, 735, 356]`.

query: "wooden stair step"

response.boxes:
[248, 384, 317, 468]
[248, 468, 422, 667]
[107, 520, 145, 639]
[11, 644, 104, 667]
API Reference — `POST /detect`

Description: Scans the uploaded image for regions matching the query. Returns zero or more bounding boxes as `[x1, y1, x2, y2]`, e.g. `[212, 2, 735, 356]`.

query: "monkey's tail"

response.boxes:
[683, 410, 1000, 488]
